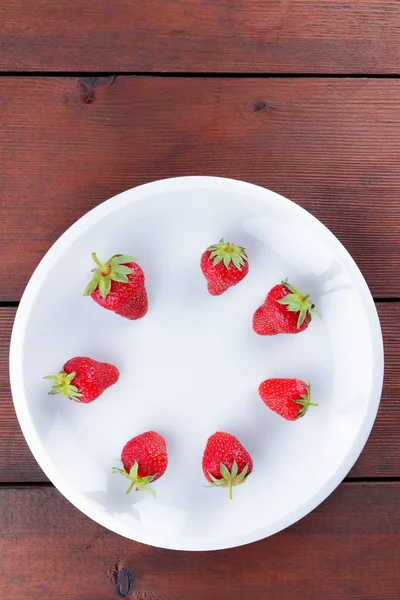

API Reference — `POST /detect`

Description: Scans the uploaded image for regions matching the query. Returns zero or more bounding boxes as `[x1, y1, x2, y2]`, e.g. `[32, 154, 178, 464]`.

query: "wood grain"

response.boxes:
[1, 1, 400, 73]
[349, 304, 400, 478]
[0, 77, 399, 300]
[0, 309, 46, 482]
[0, 482, 399, 599]
[1, 303, 398, 482]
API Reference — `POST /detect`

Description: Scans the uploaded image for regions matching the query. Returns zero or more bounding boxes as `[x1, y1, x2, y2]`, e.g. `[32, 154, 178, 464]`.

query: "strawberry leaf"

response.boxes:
[83, 272, 101, 297]
[277, 280, 321, 328]
[112, 272, 130, 283]
[44, 371, 83, 401]
[220, 463, 231, 480]
[83, 252, 136, 299]
[207, 472, 220, 484]
[293, 384, 318, 418]
[99, 277, 109, 299]
[112, 254, 135, 265]
[206, 461, 251, 499]
[112, 460, 157, 498]
[212, 254, 224, 266]
[115, 265, 133, 275]
[207, 239, 247, 271]
[236, 463, 249, 483]
[231, 460, 238, 478]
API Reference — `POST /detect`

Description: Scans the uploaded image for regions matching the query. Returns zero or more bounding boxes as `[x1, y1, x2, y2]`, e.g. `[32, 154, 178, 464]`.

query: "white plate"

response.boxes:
[10, 176, 384, 551]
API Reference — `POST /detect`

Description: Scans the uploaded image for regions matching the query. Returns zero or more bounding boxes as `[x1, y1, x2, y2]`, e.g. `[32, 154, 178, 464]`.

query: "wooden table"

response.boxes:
[1, 2, 400, 598]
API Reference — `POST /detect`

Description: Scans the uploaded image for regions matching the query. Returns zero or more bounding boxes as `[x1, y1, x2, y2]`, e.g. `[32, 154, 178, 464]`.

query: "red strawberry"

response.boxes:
[202, 432, 253, 499]
[201, 239, 249, 296]
[259, 378, 317, 421]
[84, 252, 148, 320]
[253, 280, 320, 335]
[113, 431, 168, 497]
[44, 356, 119, 404]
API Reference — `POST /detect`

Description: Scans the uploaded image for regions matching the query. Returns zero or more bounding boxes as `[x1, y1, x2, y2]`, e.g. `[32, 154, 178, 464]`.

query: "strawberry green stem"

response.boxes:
[112, 461, 157, 498]
[84, 252, 135, 299]
[126, 480, 136, 495]
[91, 252, 108, 274]
[294, 384, 318, 418]
[207, 461, 250, 499]
[43, 371, 83, 401]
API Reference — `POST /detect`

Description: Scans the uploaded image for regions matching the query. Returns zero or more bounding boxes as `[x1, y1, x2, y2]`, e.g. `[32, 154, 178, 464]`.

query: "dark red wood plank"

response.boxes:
[1, 303, 398, 482]
[349, 304, 400, 477]
[0, 309, 48, 482]
[0, 482, 399, 599]
[1, 1, 400, 73]
[0, 77, 399, 300]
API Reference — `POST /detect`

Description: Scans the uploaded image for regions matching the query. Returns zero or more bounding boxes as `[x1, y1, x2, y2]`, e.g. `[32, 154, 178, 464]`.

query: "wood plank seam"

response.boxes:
[4, 72, 400, 78]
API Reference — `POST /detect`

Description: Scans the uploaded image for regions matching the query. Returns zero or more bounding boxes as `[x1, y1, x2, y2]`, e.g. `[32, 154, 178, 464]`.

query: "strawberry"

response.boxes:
[259, 378, 317, 421]
[113, 431, 168, 497]
[44, 356, 119, 404]
[84, 252, 148, 320]
[200, 239, 249, 296]
[202, 432, 253, 499]
[253, 280, 320, 335]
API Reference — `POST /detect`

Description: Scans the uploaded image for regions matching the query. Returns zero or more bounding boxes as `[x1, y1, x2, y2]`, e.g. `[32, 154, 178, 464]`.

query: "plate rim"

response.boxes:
[9, 176, 384, 551]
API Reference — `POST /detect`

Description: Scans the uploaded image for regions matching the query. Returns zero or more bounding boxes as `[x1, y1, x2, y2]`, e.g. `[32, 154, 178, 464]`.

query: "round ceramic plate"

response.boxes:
[10, 176, 383, 551]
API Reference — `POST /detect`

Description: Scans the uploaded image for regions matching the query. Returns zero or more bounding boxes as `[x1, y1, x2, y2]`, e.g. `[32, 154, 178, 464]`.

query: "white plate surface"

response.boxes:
[10, 176, 384, 551]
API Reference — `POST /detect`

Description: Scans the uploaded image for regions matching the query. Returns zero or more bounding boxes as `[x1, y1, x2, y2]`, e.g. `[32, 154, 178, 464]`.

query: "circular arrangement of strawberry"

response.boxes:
[44, 240, 320, 500]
